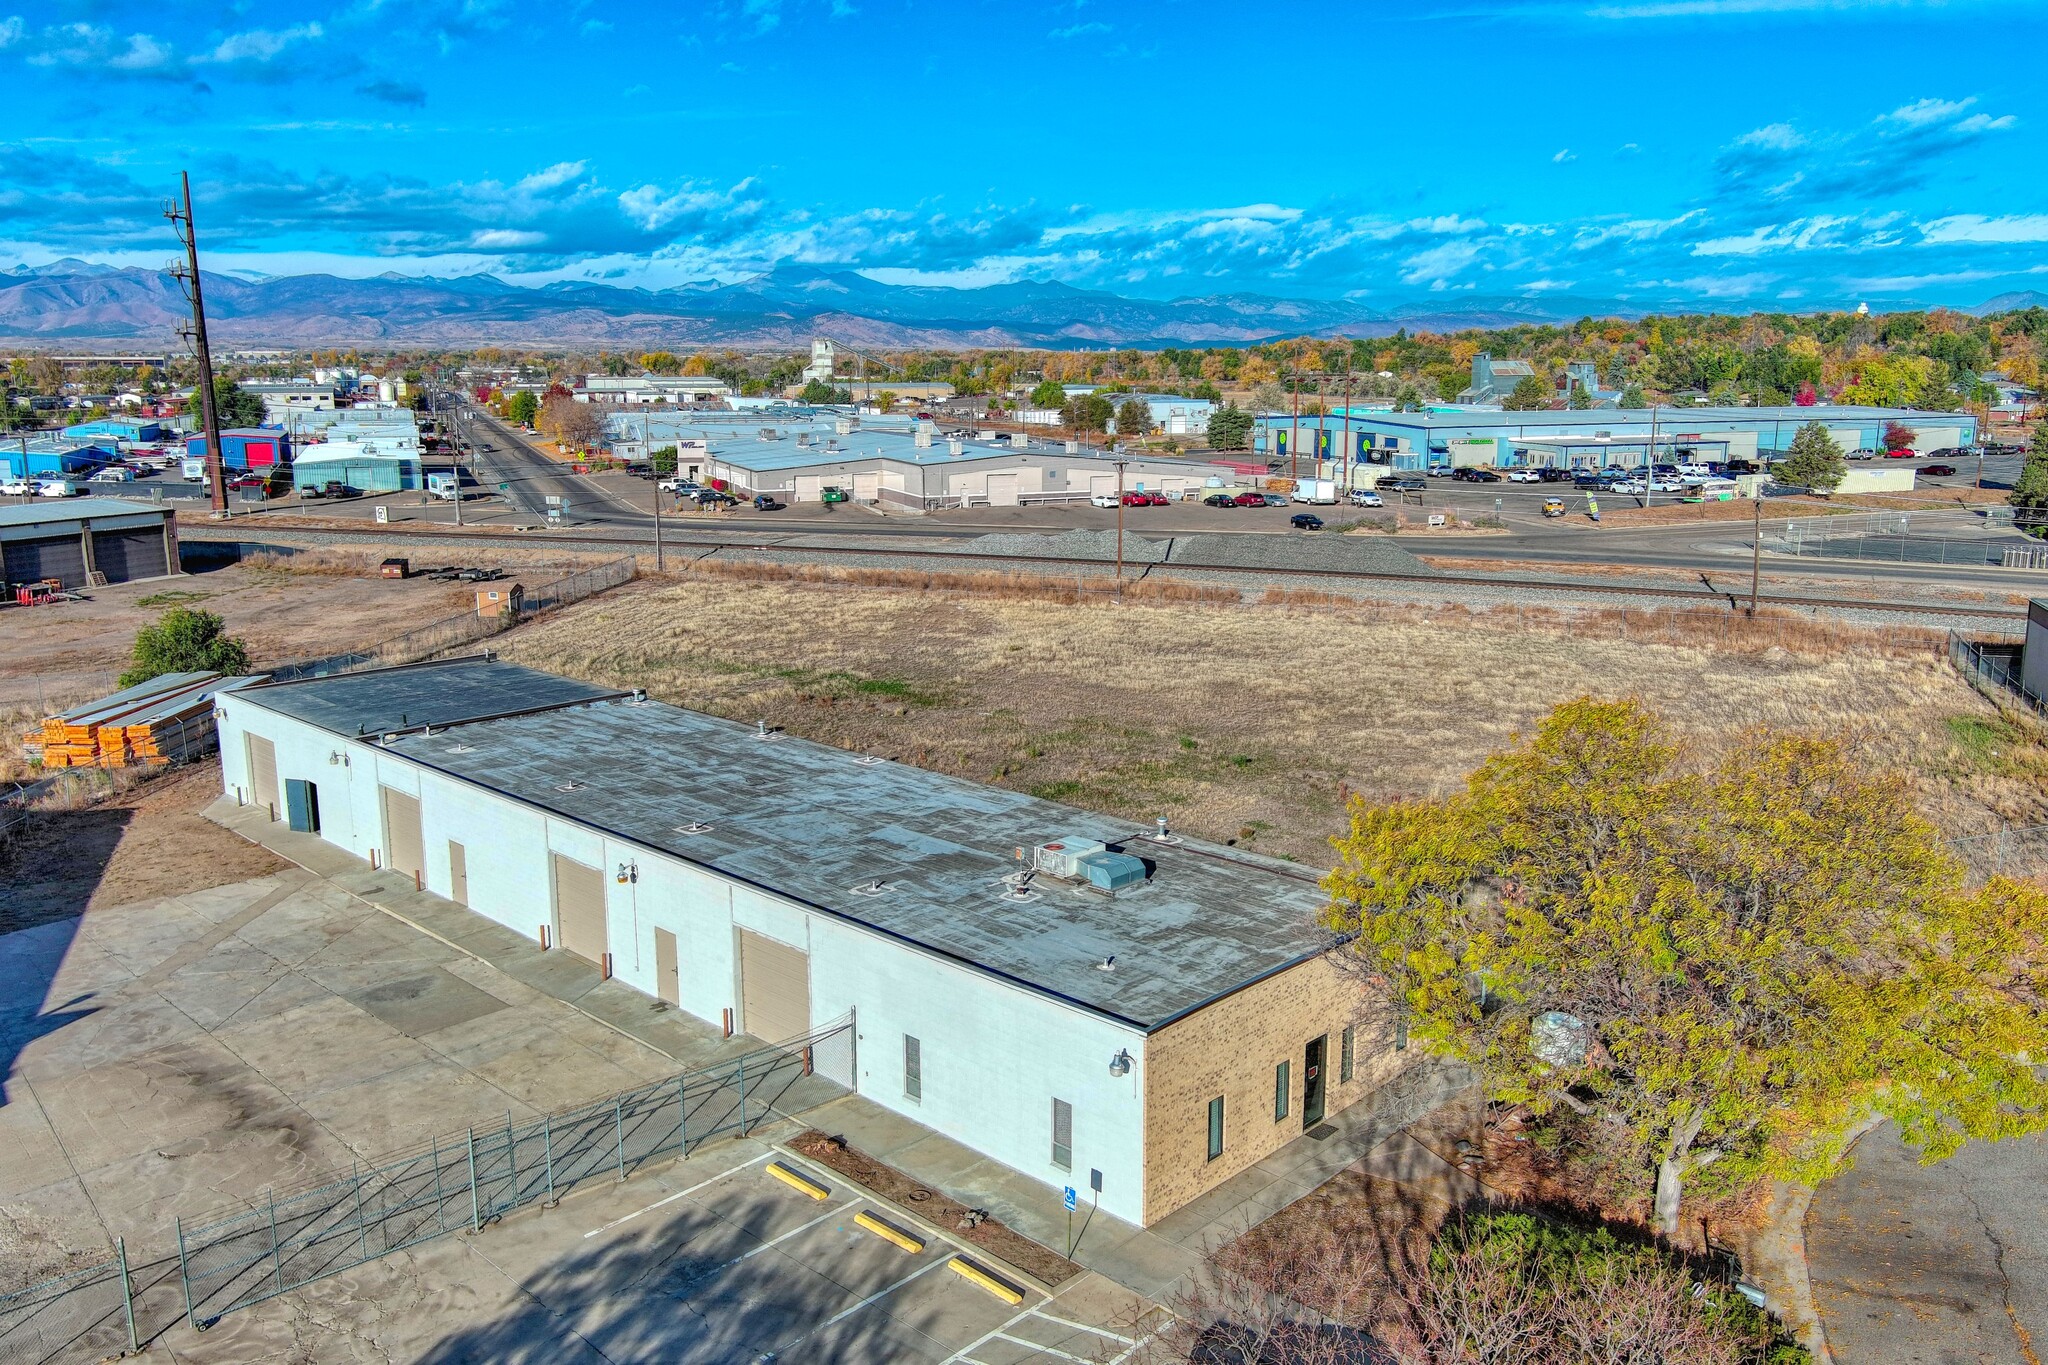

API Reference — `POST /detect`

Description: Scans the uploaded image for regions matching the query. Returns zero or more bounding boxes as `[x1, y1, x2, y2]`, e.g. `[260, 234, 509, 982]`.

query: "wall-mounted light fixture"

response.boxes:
[1109, 1048, 1133, 1078]
[616, 862, 638, 885]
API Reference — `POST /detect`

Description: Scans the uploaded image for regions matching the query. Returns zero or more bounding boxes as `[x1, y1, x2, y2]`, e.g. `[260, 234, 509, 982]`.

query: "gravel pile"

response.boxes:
[1168, 533, 1435, 577]
[954, 528, 1173, 564]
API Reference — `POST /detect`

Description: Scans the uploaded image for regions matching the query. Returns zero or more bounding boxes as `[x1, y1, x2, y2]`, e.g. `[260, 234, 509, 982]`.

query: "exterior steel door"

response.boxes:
[284, 778, 319, 834]
[381, 787, 424, 884]
[90, 529, 169, 583]
[1302, 1035, 1328, 1130]
[4, 535, 88, 589]
[552, 853, 608, 963]
[654, 928, 680, 1006]
[448, 841, 468, 906]
[984, 473, 1020, 506]
[737, 928, 810, 1044]
[246, 734, 280, 814]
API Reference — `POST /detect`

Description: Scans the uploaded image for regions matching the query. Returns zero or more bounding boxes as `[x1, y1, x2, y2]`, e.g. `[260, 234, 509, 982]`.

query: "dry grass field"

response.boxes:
[499, 565, 2048, 864]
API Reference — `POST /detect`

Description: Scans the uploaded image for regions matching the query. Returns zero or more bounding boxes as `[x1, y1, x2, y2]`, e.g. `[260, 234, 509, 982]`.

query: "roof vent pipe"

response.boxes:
[1155, 815, 1169, 839]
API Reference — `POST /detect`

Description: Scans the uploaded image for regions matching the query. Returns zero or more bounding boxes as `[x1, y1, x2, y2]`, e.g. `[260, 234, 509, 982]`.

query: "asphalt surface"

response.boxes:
[1808, 1123, 2047, 1365]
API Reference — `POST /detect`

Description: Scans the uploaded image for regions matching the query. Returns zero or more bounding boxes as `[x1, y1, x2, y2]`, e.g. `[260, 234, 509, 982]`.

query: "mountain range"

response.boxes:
[1, 260, 2040, 350]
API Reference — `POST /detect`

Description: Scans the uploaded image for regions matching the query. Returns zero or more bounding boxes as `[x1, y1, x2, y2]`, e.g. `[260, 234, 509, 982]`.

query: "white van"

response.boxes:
[427, 471, 461, 500]
[37, 479, 83, 498]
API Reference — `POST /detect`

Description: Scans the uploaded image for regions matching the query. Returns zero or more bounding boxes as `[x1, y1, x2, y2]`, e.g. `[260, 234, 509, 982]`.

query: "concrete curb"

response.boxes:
[768, 1142, 1067, 1301]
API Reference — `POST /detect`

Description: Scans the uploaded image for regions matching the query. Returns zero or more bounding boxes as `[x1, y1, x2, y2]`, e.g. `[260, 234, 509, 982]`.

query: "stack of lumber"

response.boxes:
[36, 672, 262, 769]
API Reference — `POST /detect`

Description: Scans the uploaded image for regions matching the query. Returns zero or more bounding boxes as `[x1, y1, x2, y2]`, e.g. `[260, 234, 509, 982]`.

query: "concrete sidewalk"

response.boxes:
[209, 792, 1478, 1310]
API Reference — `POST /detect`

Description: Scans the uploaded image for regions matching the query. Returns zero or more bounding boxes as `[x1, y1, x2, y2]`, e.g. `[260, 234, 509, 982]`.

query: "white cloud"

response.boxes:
[1879, 96, 1975, 129]
[467, 229, 546, 249]
[1552, 148, 1576, 163]
[1049, 20, 1110, 37]
[0, 16, 22, 48]
[1733, 122, 1806, 152]
[1400, 239, 1484, 285]
[1918, 213, 2048, 245]
[514, 161, 588, 194]
[204, 23, 323, 63]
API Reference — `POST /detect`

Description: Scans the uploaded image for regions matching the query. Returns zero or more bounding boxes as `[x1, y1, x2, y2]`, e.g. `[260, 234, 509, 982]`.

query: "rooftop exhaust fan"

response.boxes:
[674, 821, 714, 835]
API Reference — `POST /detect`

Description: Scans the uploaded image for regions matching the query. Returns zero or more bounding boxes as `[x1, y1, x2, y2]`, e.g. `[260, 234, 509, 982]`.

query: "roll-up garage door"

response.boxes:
[985, 473, 1020, 507]
[552, 853, 608, 963]
[246, 734, 280, 813]
[852, 472, 881, 503]
[4, 536, 88, 589]
[90, 529, 169, 584]
[1089, 474, 1116, 496]
[738, 928, 810, 1044]
[793, 475, 823, 503]
[381, 787, 424, 884]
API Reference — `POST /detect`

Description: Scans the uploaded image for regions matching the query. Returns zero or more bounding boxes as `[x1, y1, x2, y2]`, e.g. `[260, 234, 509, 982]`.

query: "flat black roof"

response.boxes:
[239, 658, 1333, 1030]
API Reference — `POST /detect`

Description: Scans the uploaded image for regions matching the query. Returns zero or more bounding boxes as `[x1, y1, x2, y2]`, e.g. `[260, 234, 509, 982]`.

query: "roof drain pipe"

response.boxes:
[1149, 814, 1181, 845]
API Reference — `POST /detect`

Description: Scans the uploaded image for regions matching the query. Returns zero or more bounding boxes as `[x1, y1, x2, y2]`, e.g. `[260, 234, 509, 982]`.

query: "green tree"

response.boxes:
[212, 379, 267, 428]
[798, 379, 851, 404]
[1323, 698, 2048, 1237]
[1567, 386, 1594, 410]
[1060, 392, 1114, 432]
[1249, 381, 1287, 414]
[2010, 422, 2048, 518]
[1115, 398, 1153, 440]
[1502, 375, 1550, 410]
[638, 352, 682, 375]
[1393, 384, 1426, 413]
[120, 608, 252, 686]
[505, 390, 539, 427]
[1618, 383, 1647, 409]
[1206, 402, 1254, 451]
[1029, 379, 1066, 408]
[647, 444, 678, 476]
[1778, 420, 1848, 492]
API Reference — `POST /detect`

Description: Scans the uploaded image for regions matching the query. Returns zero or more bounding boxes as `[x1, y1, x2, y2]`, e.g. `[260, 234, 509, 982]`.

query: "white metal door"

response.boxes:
[985, 473, 1020, 506]
[852, 472, 881, 503]
[381, 787, 423, 883]
[448, 840, 468, 906]
[246, 734, 279, 815]
[655, 928, 680, 1006]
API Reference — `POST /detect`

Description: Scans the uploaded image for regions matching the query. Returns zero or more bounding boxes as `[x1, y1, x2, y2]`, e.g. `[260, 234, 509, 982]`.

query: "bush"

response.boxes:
[120, 607, 251, 686]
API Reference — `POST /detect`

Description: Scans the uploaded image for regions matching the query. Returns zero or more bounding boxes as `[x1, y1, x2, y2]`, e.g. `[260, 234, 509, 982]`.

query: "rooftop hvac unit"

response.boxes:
[835, 417, 858, 436]
[796, 432, 813, 447]
[1035, 838, 1105, 880]
[758, 428, 777, 441]
[948, 439, 964, 456]
[914, 427, 934, 448]
[1035, 838, 1149, 893]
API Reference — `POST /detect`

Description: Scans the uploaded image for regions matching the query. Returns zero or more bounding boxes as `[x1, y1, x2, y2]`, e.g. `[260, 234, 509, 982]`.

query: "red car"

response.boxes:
[229, 473, 267, 490]
[1120, 492, 1149, 507]
[1922, 463, 1958, 477]
[1233, 491, 1267, 507]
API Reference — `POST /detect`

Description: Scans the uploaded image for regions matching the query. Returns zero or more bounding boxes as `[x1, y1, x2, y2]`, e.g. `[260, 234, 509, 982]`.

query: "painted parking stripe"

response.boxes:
[993, 1334, 1099, 1364]
[583, 1152, 772, 1238]
[768, 1256, 952, 1356]
[1027, 1310, 1135, 1345]
[940, 1295, 1069, 1365]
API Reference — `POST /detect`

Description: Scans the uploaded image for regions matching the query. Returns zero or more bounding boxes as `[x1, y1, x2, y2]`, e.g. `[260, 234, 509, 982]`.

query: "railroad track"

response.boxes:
[184, 521, 2030, 622]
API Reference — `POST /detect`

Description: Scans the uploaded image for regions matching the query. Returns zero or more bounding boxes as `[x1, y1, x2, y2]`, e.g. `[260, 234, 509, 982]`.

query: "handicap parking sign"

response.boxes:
[1063, 1186, 1077, 1212]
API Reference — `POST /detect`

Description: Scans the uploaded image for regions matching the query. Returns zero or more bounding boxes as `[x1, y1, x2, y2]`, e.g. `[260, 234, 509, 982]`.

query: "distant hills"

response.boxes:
[0, 259, 2038, 350]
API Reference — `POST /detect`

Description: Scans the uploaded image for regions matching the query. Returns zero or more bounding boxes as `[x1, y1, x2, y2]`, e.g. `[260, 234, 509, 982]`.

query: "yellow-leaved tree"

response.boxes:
[1322, 698, 2048, 1236]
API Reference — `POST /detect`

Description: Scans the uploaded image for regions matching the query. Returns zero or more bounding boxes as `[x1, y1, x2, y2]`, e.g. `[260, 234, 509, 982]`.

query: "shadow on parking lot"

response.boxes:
[416, 1187, 981, 1365]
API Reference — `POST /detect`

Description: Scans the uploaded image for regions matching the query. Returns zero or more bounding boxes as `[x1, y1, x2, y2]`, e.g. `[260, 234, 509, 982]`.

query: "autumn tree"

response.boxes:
[1322, 698, 2048, 1237]
[1249, 381, 1287, 414]
[1777, 420, 1847, 492]
[638, 351, 681, 375]
[1882, 420, 1917, 453]
[539, 394, 604, 449]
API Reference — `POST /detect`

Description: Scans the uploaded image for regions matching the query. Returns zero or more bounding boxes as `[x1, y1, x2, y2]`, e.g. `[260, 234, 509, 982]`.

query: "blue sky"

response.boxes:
[3, 0, 2044, 308]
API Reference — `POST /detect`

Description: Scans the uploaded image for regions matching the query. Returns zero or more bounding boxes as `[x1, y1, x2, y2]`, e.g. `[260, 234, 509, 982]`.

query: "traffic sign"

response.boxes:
[1062, 1186, 1077, 1212]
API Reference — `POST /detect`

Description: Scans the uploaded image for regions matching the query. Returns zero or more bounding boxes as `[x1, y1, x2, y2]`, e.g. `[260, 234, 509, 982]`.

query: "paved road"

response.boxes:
[1807, 1123, 2046, 1365]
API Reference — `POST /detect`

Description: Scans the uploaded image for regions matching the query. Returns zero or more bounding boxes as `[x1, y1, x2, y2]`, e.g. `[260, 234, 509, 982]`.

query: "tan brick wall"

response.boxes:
[1141, 952, 1403, 1224]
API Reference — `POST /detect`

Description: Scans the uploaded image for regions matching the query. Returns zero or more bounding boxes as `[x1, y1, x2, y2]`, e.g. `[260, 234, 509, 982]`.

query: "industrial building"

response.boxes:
[65, 417, 166, 444]
[185, 428, 292, 470]
[242, 382, 340, 423]
[290, 412, 426, 494]
[1257, 404, 1981, 474]
[0, 497, 178, 588]
[577, 376, 734, 405]
[215, 658, 1399, 1226]
[1, 437, 115, 481]
[609, 413, 1240, 508]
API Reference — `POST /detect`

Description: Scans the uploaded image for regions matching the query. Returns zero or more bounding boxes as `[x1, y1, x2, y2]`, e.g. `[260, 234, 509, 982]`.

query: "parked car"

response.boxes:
[1538, 468, 1575, 483]
[1232, 491, 1267, 508]
[1349, 489, 1384, 507]
[695, 490, 737, 507]
[1202, 493, 1236, 508]
[88, 468, 132, 483]
[1260, 492, 1290, 506]
[1506, 468, 1543, 483]
[1883, 446, 1916, 459]
[1925, 446, 1963, 459]
[1847, 447, 1878, 460]
[1572, 470, 1610, 489]
[1142, 492, 1168, 506]
[1120, 492, 1150, 507]
[1921, 463, 1958, 477]
[1090, 492, 1120, 509]
[1453, 467, 1502, 483]
[1385, 476, 1426, 492]
[37, 480, 83, 497]
[1289, 513, 1324, 531]
[752, 494, 785, 511]
[0, 479, 33, 496]
[1426, 464, 1452, 477]
[229, 473, 267, 490]
[1542, 498, 1567, 517]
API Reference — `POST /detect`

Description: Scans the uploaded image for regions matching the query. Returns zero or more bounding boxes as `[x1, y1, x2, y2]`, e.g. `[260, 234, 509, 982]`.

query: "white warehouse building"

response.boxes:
[214, 658, 1404, 1227]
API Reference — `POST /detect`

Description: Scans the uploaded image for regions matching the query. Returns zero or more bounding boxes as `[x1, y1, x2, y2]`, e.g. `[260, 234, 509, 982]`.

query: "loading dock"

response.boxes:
[0, 498, 177, 589]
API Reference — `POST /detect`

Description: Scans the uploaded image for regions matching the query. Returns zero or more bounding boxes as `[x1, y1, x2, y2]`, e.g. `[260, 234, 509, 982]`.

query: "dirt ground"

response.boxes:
[495, 569, 2046, 864]
[0, 760, 286, 936]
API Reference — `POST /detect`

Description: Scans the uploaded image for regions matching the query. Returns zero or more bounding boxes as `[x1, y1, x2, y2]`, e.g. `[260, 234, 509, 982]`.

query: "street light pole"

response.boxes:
[1114, 458, 1126, 600]
[1749, 490, 1761, 617]
[646, 412, 664, 573]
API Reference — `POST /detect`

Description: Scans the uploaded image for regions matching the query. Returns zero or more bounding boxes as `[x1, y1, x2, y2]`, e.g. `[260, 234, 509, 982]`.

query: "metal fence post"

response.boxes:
[737, 1056, 748, 1135]
[542, 1113, 556, 1205]
[116, 1235, 138, 1354]
[677, 1073, 688, 1156]
[353, 1158, 369, 1259]
[467, 1128, 482, 1232]
[268, 1192, 285, 1295]
[614, 1096, 627, 1179]
[177, 1216, 197, 1332]
[431, 1134, 446, 1230]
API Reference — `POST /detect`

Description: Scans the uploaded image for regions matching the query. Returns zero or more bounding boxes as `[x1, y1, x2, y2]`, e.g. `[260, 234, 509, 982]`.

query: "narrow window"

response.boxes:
[903, 1035, 921, 1102]
[1051, 1098, 1073, 1171]
[1206, 1096, 1225, 1161]
[1274, 1060, 1290, 1122]
[1340, 1025, 1355, 1083]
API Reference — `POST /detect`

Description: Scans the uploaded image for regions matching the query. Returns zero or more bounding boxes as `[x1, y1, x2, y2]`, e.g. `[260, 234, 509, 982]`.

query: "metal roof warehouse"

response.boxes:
[0, 496, 177, 589]
[216, 657, 1401, 1225]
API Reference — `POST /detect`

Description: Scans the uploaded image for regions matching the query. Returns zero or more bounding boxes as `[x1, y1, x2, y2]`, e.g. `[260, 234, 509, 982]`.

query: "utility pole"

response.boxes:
[1114, 458, 1126, 600]
[646, 412, 664, 573]
[1643, 403, 1659, 510]
[1288, 345, 1301, 485]
[165, 171, 226, 515]
[1340, 358, 1353, 495]
[1748, 490, 1761, 617]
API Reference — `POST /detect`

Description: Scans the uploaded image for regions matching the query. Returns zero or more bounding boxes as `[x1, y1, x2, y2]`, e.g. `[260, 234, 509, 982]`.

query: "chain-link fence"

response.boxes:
[1774, 509, 2038, 567]
[174, 1017, 853, 1330]
[267, 557, 635, 683]
[1950, 632, 2046, 719]
[0, 1018, 851, 1363]
[0, 1247, 136, 1365]
[1950, 824, 2048, 884]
